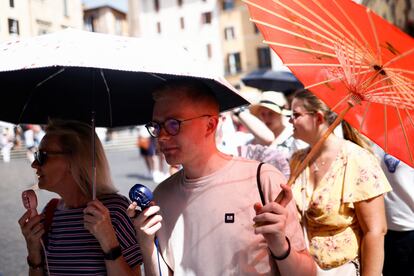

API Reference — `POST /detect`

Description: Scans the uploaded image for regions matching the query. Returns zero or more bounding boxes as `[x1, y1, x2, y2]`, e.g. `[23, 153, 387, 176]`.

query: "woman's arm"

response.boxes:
[355, 195, 387, 276]
[84, 200, 142, 276]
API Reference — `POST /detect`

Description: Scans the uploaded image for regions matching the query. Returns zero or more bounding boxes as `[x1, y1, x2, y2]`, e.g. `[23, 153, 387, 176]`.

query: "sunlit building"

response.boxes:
[83, 2, 128, 35]
[128, 0, 286, 89]
[0, 0, 83, 42]
[128, 0, 225, 77]
[362, 0, 414, 36]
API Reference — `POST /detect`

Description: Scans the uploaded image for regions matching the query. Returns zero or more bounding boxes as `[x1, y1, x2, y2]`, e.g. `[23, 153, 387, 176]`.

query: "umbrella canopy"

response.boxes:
[241, 69, 303, 92]
[0, 28, 249, 127]
[244, 0, 414, 171]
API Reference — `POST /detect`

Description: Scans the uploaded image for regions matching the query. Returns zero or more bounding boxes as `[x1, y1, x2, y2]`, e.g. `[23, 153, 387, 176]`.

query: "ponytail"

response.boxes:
[341, 120, 373, 153]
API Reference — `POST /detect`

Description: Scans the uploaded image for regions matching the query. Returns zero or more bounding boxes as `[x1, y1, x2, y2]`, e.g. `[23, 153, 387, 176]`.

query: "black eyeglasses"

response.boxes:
[34, 151, 68, 166]
[145, 115, 213, 138]
[288, 112, 315, 120]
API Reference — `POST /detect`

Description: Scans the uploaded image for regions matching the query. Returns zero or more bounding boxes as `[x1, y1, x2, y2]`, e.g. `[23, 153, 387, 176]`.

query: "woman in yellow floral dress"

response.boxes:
[289, 90, 391, 276]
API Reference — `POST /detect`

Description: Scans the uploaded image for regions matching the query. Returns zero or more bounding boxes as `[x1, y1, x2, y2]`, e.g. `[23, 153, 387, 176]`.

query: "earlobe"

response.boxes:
[316, 112, 324, 124]
[206, 116, 218, 136]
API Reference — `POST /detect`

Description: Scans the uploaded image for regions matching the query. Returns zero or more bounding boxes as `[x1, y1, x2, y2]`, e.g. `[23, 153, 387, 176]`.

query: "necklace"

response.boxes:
[312, 159, 326, 173]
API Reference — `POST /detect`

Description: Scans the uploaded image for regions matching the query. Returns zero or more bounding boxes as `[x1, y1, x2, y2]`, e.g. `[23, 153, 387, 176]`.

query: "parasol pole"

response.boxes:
[274, 100, 357, 203]
[91, 69, 97, 201]
[91, 111, 97, 200]
[254, 102, 353, 227]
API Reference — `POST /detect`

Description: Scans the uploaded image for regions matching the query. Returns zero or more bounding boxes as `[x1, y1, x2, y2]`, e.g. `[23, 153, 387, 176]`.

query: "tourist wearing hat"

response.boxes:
[234, 91, 306, 158]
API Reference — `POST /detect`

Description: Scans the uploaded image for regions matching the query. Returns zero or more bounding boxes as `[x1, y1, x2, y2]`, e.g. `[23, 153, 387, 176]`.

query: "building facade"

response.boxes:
[219, 0, 273, 86]
[0, 0, 83, 42]
[84, 4, 128, 36]
[128, 0, 280, 88]
[129, 0, 226, 77]
[362, 0, 414, 36]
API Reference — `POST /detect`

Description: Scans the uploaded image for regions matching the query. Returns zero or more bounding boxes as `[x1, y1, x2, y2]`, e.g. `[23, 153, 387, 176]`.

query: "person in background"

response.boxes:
[226, 91, 304, 178]
[289, 89, 391, 275]
[23, 125, 36, 163]
[137, 124, 156, 180]
[137, 125, 169, 183]
[373, 145, 414, 276]
[128, 79, 316, 276]
[13, 125, 23, 149]
[234, 91, 306, 158]
[32, 125, 45, 149]
[216, 111, 290, 178]
[0, 126, 14, 162]
[18, 119, 142, 275]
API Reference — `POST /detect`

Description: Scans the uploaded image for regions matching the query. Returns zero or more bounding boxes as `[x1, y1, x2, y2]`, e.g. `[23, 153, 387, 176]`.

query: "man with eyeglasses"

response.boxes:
[128, 79, 316, 276]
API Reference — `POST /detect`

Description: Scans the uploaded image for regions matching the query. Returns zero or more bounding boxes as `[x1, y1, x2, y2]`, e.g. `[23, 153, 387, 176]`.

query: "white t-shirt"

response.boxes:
[374, 145, 414, 231]
[154, 157, 306, 275]
[373, 145, 414, 231]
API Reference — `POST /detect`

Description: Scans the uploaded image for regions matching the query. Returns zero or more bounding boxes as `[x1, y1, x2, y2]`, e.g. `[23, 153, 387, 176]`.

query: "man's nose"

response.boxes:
[157, 126, 171, 140]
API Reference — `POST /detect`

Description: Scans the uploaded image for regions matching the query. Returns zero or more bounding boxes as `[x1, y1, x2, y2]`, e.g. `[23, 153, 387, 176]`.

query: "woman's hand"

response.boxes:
[84, 200, 119, 252]
[18, 210, 44, 260]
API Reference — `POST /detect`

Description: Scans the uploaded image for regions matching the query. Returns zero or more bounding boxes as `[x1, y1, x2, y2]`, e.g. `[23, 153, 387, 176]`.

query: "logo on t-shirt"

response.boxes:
[224, 213, 235, 223]
[384, 154, 400, 173]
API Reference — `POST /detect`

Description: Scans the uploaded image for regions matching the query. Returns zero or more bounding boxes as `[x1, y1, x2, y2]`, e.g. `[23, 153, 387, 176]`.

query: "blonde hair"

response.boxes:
[153, 79, 220, 115]
[293, 89, 372, 151]
[45, 119, 117, 198]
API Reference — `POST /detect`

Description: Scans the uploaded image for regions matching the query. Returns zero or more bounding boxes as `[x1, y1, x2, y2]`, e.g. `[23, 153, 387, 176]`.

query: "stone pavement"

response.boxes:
[0, 148, 158, 276]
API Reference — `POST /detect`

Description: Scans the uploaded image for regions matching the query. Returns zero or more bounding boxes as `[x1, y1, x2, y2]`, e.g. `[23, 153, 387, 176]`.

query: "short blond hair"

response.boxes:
[153, 79, 220, 115]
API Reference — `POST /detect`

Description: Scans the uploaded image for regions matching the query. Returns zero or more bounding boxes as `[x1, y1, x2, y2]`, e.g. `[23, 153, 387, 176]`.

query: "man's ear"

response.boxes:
[206, 115, 219, 136]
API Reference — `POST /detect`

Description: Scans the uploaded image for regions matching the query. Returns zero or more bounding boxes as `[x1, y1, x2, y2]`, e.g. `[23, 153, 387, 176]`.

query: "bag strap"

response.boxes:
[42, 198, 59, 246]
[256, 162, 265, 205]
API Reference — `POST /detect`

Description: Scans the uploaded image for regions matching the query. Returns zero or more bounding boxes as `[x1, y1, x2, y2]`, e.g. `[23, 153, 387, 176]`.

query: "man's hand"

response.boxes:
[275, 184, 293, 207]
[127, 202, 163, 248]
[253, 184, 293, 256]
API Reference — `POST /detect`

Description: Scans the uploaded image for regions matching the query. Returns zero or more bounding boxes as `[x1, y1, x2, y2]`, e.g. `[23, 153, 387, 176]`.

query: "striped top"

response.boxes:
[42, 194, 142, 275]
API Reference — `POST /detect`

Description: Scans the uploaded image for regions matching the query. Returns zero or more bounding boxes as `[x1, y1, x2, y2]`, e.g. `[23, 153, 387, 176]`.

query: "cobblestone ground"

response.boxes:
[0, 149, 157, 276]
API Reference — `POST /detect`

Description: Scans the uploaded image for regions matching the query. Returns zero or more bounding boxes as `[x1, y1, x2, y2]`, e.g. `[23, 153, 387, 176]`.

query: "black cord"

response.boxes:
[154, 238, 162, 276]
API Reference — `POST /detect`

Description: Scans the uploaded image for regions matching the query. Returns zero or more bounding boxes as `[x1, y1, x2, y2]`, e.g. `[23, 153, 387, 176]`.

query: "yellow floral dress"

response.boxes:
[292, 141, 392, 269]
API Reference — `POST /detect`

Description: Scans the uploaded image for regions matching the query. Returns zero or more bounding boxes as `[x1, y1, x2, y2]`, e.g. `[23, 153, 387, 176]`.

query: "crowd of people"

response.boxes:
[0, 124, 45, 163]
[17, 78, 413, 275]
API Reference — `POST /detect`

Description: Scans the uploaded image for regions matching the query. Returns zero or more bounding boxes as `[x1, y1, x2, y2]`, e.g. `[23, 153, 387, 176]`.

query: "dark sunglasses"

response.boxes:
[34, 151, 68, 166]
[145, 114, 212, 138]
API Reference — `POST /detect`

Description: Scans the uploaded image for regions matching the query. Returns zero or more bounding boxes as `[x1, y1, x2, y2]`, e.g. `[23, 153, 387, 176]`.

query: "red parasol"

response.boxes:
[244, 0, 414, 185]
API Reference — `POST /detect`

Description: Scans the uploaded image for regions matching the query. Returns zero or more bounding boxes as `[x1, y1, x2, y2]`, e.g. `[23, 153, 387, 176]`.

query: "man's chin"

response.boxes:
[164, 155, 180, 166]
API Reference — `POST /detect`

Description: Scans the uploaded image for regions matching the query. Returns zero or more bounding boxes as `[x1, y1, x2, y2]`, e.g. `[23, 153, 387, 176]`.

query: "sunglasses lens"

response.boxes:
[145, 122, 160, 138]
[35, 151, 46, 165]
[165, 119, 180, 136]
